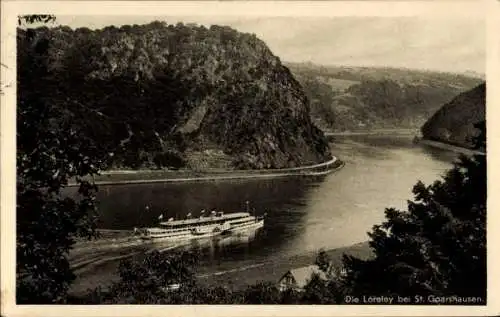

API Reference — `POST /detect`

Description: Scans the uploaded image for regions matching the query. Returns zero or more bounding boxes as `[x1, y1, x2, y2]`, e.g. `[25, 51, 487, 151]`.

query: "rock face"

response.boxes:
[421, 83, 485, 149]
[17, 22, 331, 170]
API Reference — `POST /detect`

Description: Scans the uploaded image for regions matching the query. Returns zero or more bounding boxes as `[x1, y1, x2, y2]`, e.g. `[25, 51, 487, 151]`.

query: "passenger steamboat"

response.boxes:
[137, 202, 265, 241]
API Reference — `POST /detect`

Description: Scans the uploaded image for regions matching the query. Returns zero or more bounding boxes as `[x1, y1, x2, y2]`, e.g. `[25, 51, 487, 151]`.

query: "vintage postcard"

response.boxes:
[1, 0, 498, 316]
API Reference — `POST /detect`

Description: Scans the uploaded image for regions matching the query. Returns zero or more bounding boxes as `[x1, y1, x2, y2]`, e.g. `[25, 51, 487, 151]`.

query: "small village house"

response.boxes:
[278, 264, 327, 292]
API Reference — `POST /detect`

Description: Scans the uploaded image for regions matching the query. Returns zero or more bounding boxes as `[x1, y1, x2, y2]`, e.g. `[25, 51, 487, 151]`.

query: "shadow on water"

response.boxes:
[64, 176, 319, 227]
[175, 228, 265, 268]
[64, 174, 326, 266]
[93, 176, 318, 230]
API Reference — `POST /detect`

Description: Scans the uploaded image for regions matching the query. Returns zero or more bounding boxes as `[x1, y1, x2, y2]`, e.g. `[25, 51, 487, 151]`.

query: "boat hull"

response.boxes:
[225, 219, 264, 233]
[140, 220, 264, 242]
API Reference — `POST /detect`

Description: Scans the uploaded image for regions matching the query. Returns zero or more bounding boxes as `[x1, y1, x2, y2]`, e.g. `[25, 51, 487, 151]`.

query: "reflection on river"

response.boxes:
[68, 135, 459, 292]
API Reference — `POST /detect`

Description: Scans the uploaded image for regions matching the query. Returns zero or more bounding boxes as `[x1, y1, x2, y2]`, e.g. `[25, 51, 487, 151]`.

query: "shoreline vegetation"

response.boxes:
[68, 240, 372, 296]
[68, 156, 344, 187]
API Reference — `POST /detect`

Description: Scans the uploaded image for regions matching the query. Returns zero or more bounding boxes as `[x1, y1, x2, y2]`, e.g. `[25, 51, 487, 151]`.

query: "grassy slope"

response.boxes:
[285, 62, 484, 132]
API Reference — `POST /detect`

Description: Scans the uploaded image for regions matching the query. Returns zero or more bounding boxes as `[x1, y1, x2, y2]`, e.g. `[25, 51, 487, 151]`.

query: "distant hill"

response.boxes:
[285, 62, 484, 132]
[421, 83, 485, 149]
[17, 23, 331, 171]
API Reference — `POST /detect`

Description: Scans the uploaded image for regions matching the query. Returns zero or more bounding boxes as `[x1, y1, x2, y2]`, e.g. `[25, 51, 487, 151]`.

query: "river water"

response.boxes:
[69, 135, 460, 293]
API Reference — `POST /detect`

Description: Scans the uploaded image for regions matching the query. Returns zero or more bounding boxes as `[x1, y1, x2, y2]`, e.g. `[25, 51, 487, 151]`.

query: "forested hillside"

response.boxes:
[421, 83, 485, 150]
[287, 62, 484, 132]
[17, 22, 331, 171]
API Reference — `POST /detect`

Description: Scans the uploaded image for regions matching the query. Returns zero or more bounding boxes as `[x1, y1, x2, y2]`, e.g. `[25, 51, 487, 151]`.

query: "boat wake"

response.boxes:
[197, 262, 266, 278]
[70, 235, 190, 274]
[70, 228, 262, 275]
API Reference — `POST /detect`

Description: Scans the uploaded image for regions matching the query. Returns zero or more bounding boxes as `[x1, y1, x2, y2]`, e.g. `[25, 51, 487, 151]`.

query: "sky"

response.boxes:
[54, 15, 485, 75]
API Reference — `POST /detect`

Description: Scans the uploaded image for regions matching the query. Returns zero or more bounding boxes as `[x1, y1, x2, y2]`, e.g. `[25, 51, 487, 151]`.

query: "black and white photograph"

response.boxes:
[1, 0, 496, 314]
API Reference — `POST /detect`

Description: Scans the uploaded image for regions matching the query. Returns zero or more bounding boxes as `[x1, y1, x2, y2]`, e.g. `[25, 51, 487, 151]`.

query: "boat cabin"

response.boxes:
[158, 212, 251, 230]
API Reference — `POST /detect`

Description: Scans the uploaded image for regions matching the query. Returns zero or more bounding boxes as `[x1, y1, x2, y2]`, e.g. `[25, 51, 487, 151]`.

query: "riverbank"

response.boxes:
[418, 139, 484, 156]
[67, 156, 344, 187]
[68, 240, 372, 297]
[197, 241, 372, 291]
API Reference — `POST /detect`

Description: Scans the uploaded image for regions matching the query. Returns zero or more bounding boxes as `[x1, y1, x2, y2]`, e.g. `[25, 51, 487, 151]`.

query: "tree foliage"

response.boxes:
[421, 83, 485, 149]
[18, 15, 56, 26]
[79, 251, 279, 304]
[104, 250, 199, 304]
[78, 250, 333, 304]
[314, 249, 332, 274]
[16, 15, 103, 303]
[341, 121, 486, 300]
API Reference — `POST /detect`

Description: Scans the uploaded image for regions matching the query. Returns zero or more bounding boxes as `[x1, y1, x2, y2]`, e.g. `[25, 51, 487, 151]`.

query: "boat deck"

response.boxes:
[159, 212, 251, 226]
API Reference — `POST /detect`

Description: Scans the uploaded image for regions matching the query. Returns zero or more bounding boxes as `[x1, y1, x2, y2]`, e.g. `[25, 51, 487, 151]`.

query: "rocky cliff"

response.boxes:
[17, 22, 331, 170]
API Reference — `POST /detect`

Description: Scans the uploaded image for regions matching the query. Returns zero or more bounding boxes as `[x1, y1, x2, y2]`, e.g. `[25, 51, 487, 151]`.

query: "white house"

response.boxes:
[278, 264, 327, 292]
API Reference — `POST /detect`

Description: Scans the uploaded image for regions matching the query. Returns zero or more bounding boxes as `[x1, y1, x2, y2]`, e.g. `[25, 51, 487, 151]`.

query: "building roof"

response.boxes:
[282, 265, 327, 288]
